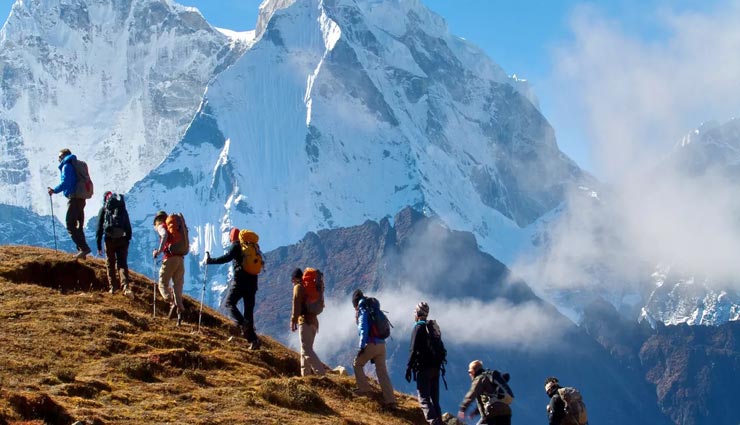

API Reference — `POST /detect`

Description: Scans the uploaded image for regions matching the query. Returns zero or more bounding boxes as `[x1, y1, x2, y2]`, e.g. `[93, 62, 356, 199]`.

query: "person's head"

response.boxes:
[153, 210, 167, 227]
[415, 301, 429, 321]
[229, 228, 240, 243]
[103, 191, 113, 203]
[58, 148, 71, 163]
[544, 377, 560, 397]
[468, 360, 483, 380]
[291, 268, 303, 284]
[352, 289, 364, 309]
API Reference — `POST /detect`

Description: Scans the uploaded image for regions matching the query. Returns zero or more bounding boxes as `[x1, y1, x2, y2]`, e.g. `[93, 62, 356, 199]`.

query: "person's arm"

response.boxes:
[459, 377, 484, 416]
[290, 284, 302, 331]
[207, 243, 238, 265]
[154, 225, 167, 257]
[358, 305, 370, 349]
[123, 209, 132, 241]
[407, 324, 421, 367]
[95, 207, 105, 253]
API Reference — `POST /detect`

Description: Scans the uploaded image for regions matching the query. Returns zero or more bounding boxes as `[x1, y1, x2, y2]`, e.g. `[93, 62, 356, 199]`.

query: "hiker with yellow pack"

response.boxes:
[206, 228, 264, 350]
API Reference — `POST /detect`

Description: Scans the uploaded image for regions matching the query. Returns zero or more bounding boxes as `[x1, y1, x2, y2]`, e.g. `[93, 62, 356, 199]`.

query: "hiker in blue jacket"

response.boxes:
[47, 148, 91, 259]
[352, 289, 397, 409]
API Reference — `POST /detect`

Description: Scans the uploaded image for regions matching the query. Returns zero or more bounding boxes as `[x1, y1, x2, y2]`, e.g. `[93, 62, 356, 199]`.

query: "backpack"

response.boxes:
[301, 268, 325, 315]
[71, 158, 94, 199]
[480, 370, 514, 415]
[165, 213, 189, 255]
[365, 297, 392, 340]
[103, 193, 129, 239]
[422, 320, 447, 367]
[239, 229, 264, 275]
[557, 387, 588, 425]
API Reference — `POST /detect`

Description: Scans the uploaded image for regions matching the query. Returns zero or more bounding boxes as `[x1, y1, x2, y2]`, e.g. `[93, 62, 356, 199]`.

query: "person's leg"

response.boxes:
[417, 368, 442, 424]
[431, 368, 442, 419]
[158, 258, 176, 304]
[490, 416, 511, 425]
[117, 240, 130, 293]
[372, 344, 396, 405]
[299, 322, 325, 375]
[171, 255, 185, 312]
[104, 239, 119, 292]
[241, 274, 258, 342]
[224, 280, 246, 326]
[69, 198, 90, 252]
[352, 344, 375, 393]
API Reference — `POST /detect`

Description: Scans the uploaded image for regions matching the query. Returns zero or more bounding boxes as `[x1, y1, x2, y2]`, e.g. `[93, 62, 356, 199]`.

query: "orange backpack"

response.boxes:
[302, 268, 325, 315]
[165, 213, 189, 255]
[239, 229, 264, 275]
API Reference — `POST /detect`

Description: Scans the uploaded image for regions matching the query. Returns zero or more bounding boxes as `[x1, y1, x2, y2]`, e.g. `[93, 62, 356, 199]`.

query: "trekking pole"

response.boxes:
[152, 258, 157, 318]
[49, 194, 58, 251]
[198, 261, 208, 333]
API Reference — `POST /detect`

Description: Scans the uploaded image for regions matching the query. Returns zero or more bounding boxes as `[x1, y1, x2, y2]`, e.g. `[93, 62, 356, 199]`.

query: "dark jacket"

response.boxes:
[548, 391, 576, 425]
[206, 242, 248, 278]
[95, 203, 132, 252]
[459, 370, 512, 419]
[52, 154, 77, 197]
[407, 320, 441, 370]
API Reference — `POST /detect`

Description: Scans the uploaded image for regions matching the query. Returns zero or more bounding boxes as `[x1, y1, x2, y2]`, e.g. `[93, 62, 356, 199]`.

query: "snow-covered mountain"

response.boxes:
[124, 0, 587, 277]
[0, 0, 247, 215]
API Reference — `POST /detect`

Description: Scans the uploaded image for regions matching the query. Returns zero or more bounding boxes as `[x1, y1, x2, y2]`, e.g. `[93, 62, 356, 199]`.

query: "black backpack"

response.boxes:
[423, 320, 447, 367]
[103, 194, 129, 239]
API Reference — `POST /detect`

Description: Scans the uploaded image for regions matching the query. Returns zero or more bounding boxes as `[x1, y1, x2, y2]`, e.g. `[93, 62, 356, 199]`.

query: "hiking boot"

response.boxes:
[74, 249, 91, 260]
[382, 402, 398, 412]
[248, 339, 261, 351]
[176, 313, 182, 327]
[352, 388, 371, 397]
[122, 286, 133, 297]
[108, 286, 115, 294]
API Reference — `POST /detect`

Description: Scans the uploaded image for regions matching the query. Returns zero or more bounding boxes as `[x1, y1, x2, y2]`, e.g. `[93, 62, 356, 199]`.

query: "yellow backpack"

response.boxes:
[239, 229, 264, 275]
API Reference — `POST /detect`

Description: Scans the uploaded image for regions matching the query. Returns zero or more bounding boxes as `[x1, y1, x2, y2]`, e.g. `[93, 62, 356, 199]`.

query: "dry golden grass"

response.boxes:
[0, 246, 426, 425]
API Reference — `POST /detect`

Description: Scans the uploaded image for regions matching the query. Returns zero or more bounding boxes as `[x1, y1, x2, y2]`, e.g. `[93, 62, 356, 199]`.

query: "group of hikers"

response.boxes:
[47, 148, 589, 425]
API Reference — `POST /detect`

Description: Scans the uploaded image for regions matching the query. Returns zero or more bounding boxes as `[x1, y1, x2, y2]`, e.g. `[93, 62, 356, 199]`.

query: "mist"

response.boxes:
[517, 1, 740, 307]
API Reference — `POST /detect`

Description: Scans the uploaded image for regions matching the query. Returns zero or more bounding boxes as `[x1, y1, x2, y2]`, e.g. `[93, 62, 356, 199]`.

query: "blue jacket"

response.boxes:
[53, 154, 77, 197]
[357, 297, 385, 348]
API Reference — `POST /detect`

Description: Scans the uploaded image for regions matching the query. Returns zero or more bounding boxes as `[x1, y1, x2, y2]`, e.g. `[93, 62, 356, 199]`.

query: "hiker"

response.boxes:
[351, 289, 397, 409]
[95, 191, 132, 295]
[47, 148, 92, 259]
[205, 228, 262, 350]
[458, 360, 514, 425]
[290, 268, 327, 375]
[406, 302, 446, 425]
[152, 211, 189, 325]
[545, 377, 589, 425]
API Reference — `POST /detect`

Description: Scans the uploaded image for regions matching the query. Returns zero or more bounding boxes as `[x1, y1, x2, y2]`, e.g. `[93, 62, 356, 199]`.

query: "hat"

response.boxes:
[291, 268, 303, 280]
[415, 301, 429, 319]
[229, 228, 240, 243]
[104, 191, 113, 202]
[352, 289, 364, 308]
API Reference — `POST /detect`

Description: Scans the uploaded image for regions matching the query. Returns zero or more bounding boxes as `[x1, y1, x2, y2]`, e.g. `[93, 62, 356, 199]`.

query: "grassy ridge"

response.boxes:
[0, 246, 425, 425]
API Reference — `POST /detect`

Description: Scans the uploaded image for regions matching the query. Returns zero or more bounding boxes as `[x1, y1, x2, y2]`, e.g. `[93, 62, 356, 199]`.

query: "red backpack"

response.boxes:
[301, 268, 325, 315]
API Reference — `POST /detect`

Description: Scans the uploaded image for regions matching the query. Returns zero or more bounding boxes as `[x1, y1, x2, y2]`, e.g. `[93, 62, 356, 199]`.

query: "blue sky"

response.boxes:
[0, 0, 733, 175]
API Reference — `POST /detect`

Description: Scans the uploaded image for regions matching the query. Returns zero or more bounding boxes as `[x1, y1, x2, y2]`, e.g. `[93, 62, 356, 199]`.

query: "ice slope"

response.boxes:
[0, 0, 246, 216]
[125, 0, 586, 282]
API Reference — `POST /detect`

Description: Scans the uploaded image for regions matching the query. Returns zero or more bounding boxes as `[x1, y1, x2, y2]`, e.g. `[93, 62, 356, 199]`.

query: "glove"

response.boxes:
[405, 367, 412, 383]
[47, 187, 54, 196]
[205, 251, 211, 264]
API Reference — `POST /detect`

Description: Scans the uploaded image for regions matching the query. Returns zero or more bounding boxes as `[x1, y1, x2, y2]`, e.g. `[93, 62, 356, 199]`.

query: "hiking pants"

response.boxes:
[66, 198, 90, 252]
[353, 342, 396, 405]
[158, 255, 185, 312]
[104, 237, 129, 290]
[417, 367, 442, 424]
[299, 322, 325, 376]
[225, 272, 258, 342]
